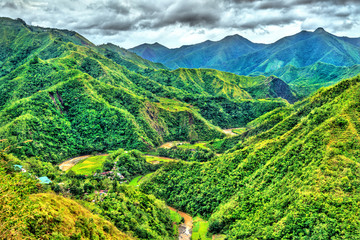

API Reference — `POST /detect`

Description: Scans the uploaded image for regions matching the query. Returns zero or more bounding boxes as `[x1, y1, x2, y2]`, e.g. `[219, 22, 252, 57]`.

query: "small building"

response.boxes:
[13, 165, 23, 171]
[38, 176, 52, 184]
[117, 173, 125, 179]
[101, 171, 113, 176]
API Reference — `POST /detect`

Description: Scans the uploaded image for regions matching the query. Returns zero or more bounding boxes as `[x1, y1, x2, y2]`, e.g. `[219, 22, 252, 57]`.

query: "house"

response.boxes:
[13, 165, 23, 171]
[100, 171, 113, 176]
[38, 176, 52, 184]
[117, 173, 125, 179]
[13, 165, 27, 173]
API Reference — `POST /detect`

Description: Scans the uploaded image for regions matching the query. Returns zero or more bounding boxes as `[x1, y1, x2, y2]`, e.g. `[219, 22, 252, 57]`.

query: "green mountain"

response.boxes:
[0, 17, 290, 162]
[141, 74, 360, 239]
[0, 150, 179, 240]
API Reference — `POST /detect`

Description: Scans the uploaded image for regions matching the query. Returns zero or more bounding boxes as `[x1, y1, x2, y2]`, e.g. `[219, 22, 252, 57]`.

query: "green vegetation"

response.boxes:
[0, 154, 131, 240]
[138, 172, 155, 185]
[271, 62, 360, 97]
[157, 146, 215, 162]
[168, 209, 183, 237]
[70, 155, 107, 175]
[192, 217, 211, 240]
[128, 175, 142, 186]
[96, 185, 175, 239]
[2, 150, 176, 240]
[177, 142, 209, 150]
[104, 149, 155, 178]
[169, 209, 183, 224]
[231, 128, 247, 134]
[141, 75, 360, 239]
[3, 17, 360, 239]
[0, 18, 292, 163]
[145, 155, 177, 164]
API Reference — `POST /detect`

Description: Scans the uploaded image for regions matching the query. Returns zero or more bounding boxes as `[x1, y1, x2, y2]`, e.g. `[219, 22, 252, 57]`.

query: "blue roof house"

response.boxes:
[38, 176, 52, 184]
[13, 165, 23, 171]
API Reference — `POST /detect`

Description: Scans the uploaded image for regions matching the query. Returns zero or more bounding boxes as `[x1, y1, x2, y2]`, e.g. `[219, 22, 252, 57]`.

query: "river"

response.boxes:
[168, 206, 193, 240]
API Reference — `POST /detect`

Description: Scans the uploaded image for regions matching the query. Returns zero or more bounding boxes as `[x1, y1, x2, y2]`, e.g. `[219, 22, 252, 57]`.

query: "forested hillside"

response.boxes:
[0, 17, 291, 162]
[141, 74, 360, 239]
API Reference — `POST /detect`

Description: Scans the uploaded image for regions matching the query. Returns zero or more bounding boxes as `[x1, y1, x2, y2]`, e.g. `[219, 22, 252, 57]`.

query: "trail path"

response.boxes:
[168, 206, 193, 240]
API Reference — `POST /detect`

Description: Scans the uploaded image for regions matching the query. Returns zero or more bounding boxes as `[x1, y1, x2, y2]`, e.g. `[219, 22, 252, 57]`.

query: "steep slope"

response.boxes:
[244, 76, 298, 103]
[0, 54, 224, 162]
[0, 18, 297, 162]
[141, 74, 360, 239]
[270, 62, 360, 97]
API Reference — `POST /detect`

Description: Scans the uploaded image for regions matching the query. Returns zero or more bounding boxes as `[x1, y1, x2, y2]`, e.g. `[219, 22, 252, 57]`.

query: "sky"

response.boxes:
[0, 0, 359, 49]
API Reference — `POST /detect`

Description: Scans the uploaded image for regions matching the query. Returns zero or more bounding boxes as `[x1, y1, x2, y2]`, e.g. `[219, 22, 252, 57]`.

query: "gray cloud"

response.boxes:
[0, 0, 358, 48]
[2, 2, 17, 9]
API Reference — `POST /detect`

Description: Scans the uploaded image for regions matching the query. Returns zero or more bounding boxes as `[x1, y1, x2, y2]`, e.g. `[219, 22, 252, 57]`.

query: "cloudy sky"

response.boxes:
[1, 0, 359, 48]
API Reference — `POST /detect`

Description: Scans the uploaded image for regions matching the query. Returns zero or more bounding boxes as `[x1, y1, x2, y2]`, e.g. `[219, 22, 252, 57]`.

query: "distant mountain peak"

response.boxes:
[222, 34, 246, 41]
[314, 27, 326, 33]
[152, 42, 165, 47]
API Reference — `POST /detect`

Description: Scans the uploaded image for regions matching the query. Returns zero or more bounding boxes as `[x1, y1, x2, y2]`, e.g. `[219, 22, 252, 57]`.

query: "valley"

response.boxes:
[1, 15, 360, 240]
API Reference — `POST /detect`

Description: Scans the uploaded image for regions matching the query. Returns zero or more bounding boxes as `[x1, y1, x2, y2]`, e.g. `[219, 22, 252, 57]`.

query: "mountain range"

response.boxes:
[131, 28, 360, 96]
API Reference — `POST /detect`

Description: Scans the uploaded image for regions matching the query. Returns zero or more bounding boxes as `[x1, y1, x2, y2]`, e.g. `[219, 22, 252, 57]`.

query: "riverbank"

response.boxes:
[168, 206, 193, 240]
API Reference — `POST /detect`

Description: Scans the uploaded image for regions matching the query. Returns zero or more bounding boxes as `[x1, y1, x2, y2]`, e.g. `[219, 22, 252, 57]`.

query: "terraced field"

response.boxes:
[69, 155, 108, 175]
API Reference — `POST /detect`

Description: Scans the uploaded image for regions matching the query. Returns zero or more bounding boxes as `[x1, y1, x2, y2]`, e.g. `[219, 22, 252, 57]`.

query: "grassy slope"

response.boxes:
[141, 75, 360, 239]
[28, 193, 131, 240]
